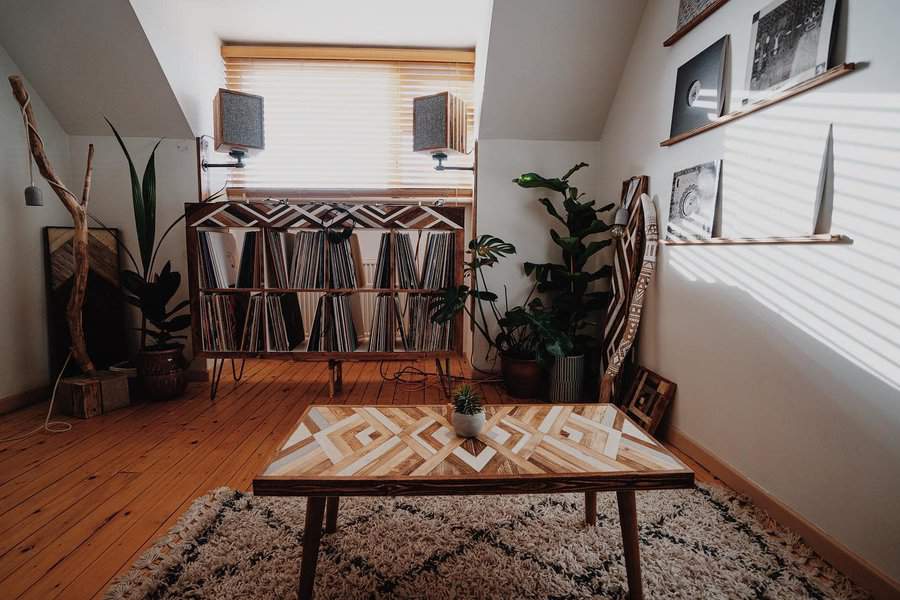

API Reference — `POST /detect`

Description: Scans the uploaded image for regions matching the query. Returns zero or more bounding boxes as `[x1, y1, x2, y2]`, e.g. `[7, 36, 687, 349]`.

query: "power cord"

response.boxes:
[0, 352, 73, 443]
[378, 360, 503, 393]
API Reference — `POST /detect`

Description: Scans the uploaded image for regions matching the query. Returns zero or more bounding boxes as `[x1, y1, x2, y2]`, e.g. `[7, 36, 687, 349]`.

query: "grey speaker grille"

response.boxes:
[221, 91, 265, 150]
[414, 94, 448, 152]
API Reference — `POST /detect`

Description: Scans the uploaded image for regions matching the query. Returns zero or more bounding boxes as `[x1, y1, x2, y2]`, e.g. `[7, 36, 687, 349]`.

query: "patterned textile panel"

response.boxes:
[602, 176, 649, 402]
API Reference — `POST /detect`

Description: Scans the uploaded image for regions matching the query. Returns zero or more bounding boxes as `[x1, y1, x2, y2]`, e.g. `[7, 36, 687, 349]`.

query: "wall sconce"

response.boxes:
[202, 88, 265, 170]
[413, 91, 473, 172]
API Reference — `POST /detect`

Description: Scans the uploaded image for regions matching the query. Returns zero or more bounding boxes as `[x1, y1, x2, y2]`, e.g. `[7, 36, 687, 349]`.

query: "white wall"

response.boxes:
[595, 0, 900, 583]
[69, 136, 198, 357]
[474, 139, 602, 368]
[0, 45, 74, 399]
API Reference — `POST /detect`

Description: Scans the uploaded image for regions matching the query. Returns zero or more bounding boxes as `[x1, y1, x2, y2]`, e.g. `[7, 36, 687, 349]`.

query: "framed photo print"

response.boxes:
[666, 160, 721, 241]
[743, 0, 838, 103]
[624, 368, 676, 435]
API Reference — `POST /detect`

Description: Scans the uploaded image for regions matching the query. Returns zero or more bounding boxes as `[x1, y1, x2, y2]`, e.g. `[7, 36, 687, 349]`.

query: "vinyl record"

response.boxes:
[670, 35, 728, 137]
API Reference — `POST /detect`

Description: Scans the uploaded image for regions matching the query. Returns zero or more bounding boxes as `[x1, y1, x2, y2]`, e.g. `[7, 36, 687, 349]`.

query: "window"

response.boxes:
[222, 46, 475, 196]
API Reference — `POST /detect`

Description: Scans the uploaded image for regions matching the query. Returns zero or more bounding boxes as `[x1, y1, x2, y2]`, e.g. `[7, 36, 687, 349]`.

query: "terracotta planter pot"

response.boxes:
[500, 353, 544, 399]
[136, 346, 187, 401]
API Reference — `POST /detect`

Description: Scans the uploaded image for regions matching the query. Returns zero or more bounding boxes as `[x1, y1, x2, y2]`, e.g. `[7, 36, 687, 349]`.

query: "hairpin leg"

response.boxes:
[435, 358, 453, 399]
[231, 358, 246, 382]
[210, 358, 225, 401]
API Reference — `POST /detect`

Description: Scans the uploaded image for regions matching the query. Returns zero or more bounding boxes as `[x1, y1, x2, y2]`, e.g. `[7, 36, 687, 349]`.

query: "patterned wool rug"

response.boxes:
[106, 484, 869, 599]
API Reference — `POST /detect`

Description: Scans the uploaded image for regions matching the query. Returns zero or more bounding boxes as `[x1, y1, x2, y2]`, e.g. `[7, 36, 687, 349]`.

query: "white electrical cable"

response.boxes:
[0, 352, 73, 443]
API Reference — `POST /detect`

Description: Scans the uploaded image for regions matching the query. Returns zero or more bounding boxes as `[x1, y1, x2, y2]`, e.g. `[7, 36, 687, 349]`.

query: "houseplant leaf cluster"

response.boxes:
[513, 162, 614, 353]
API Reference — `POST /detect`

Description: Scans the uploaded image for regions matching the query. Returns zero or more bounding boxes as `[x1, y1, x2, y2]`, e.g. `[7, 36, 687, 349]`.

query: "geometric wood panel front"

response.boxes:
[186, 202, 465, 231]
[256, 404, 692, 497]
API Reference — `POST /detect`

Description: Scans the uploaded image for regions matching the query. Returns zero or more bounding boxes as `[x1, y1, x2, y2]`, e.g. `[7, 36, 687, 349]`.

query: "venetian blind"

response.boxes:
[223, 48, 475, 193]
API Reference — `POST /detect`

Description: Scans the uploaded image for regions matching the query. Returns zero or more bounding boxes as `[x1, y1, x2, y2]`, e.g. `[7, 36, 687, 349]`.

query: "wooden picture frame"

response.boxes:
[623, 368, 676, 435]
[664, 0, 731, 47]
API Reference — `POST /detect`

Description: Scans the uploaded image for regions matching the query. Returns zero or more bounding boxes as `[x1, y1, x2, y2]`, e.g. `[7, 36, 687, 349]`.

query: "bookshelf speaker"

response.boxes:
[413, 92, 467, 154]
[213, 89, 265, 153]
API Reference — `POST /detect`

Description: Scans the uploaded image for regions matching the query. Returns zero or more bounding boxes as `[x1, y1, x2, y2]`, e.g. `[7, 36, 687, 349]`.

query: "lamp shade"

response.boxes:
[213, 88, 265, 153]
[413, 91, 467, 154]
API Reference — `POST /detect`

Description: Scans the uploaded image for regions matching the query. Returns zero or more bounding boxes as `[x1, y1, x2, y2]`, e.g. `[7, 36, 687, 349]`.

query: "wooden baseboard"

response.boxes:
[0, 386, 48, 415]
[667, 426, 900, 599]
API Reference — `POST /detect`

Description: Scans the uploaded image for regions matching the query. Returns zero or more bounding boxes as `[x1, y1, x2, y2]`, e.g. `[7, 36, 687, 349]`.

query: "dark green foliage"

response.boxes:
[122, 261, 191, 349]
[513, 162, 614, 354]
[429, 235, 570, 364]
[452, 384, 483, 415]
[107, 119, 189, 351]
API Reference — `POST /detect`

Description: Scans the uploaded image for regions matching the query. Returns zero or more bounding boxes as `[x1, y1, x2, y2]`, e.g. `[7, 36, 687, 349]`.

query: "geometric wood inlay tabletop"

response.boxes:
[254, 404, 694, 497]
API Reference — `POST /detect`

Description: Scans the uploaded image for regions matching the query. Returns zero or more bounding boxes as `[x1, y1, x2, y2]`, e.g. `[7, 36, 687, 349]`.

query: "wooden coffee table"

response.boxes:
[254, 404, 694, 599]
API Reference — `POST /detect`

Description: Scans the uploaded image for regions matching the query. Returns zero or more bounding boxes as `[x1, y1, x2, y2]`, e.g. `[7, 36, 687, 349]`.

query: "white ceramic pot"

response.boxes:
[452, 411, 485, 438]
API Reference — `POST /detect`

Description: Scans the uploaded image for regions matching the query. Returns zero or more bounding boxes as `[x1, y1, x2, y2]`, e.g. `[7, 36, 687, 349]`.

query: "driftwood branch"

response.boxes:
[9, 75, 96, 375]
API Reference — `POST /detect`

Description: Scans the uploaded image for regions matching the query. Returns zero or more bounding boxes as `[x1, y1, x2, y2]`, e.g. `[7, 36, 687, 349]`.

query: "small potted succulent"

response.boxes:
[451, 385, 485, 438]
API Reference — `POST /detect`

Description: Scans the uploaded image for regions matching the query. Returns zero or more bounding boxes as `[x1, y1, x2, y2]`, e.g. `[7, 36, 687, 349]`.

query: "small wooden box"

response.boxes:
[58, 371, 129, 419]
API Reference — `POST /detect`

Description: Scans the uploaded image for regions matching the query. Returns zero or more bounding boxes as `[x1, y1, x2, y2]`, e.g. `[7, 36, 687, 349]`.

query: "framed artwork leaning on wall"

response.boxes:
[744, 0, 838, 104]
[666, 160, 721, 241]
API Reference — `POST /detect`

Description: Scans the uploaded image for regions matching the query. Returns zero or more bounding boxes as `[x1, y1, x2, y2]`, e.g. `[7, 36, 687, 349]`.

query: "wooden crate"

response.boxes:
[58, 371, 129, 419]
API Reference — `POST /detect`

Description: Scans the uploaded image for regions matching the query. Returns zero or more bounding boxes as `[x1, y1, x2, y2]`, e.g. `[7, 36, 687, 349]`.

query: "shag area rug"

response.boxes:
[106, 484, 869, 599]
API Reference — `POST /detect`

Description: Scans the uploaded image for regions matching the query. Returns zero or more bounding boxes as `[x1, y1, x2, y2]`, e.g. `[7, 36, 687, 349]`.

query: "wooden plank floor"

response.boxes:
[0, 359, 717, 600]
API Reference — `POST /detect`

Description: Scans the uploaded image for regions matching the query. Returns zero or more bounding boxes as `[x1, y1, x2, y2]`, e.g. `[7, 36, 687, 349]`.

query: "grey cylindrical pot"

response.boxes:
[452, 411, 485, 438]
[549, 355, 585, 403]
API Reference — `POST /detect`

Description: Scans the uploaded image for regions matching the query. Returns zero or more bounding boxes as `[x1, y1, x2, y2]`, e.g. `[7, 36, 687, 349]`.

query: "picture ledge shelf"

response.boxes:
[661, 63, 856, 147]
[663, 0, 731, 47]
[660, 234, 852, 246]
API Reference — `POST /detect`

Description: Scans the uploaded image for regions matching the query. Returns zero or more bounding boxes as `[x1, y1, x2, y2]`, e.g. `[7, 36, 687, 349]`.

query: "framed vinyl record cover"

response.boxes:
[670, 35, 729, 137]
[744, 0, 838, 103]
[667, 161, 721, 241]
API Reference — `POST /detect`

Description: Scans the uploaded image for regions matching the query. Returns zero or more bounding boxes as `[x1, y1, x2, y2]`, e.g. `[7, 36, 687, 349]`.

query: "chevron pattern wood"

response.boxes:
[187, 202, 464, 230]
[255, 404, 692, 497]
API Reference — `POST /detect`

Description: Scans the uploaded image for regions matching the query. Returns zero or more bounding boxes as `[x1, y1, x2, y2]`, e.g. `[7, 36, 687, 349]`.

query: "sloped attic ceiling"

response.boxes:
[479, 0, 646, 141]
[0, 0, 192, 138]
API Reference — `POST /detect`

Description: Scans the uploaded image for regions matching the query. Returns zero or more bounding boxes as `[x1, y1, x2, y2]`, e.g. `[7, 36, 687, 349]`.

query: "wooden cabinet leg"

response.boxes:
[585, 491, 597, 526]
[616, 490, 643, 600]
[325, 496, 339, 533]
[298, 497, 326, 600]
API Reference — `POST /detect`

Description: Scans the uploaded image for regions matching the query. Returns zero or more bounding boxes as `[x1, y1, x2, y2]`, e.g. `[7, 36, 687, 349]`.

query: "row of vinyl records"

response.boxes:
[197, 229, 455, 290]
[199, 292, 453, 353]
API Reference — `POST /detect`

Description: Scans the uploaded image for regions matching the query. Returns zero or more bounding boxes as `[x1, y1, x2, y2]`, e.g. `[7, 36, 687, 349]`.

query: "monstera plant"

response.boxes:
[108, 120, 191, 400]
[431, 235, 572, 398]
[512, 162, 614, 401]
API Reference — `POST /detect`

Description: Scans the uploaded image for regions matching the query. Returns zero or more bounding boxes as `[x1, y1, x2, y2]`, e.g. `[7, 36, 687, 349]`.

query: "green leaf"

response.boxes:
[164, 299, 191, 318]
[120, 269, 146, 295]
[162, 314, 192, 333]
[430, 285, 470, 323]
[550, 229, 582, 254]
[537, 198, 565, 225]
[472, 290, 498, 302]
[512, 172, 568, 193]
[596, 202, 615, 213]
[141, 139, 162, 272]
[561, 162, 588, 181]
[107, 118, 150, 275]
[582, 239, 612, 260]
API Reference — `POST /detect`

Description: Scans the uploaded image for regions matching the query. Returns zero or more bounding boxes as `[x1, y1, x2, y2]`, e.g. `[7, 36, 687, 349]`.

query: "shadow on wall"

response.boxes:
[666, 92, 900, 393]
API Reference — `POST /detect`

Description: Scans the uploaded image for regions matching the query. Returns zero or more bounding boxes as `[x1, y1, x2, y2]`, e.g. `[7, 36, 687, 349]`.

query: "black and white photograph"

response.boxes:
[667, 160, 721, 241]
[670, 35, 729, 137]
[744, 0, 837, 101]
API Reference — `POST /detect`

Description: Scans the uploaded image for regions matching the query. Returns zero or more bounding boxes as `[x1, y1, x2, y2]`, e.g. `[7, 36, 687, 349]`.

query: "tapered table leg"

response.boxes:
[585, 491, 597, 526]
[298, 497, 327, 600]
[325, 496, 339, 534]
[616, 490, 643, 600]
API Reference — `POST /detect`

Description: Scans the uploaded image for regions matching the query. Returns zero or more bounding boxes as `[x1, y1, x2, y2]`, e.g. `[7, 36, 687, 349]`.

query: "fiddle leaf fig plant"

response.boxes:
[513, 162, 615, 353]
